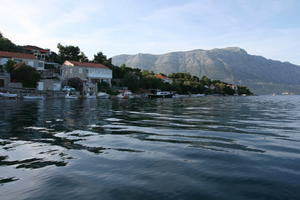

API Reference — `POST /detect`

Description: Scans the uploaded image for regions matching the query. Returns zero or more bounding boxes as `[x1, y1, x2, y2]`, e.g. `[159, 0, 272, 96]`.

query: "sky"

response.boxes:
[1, 0, 300, 64]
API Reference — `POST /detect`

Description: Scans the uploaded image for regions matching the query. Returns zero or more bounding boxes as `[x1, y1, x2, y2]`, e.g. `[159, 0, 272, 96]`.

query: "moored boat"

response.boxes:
[65, 92, 78, 99]
[85, 93, 97, 99]
[0, 92, 18, 98]
[148, 89, 174, 98]
[23, 95, 45, 100]
[117, 90, 133, 99]
[190, 94, 205, 97]
[97, 92, 110, 99]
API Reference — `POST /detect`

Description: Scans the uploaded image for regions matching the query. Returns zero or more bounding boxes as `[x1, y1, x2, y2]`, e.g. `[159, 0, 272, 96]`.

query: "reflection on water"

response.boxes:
[1, 96, 300, 199]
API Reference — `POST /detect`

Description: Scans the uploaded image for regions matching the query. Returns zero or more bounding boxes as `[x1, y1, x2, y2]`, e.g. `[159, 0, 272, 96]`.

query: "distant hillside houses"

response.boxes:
[155, 74, 172, 83]
[22, 45, 50, 61]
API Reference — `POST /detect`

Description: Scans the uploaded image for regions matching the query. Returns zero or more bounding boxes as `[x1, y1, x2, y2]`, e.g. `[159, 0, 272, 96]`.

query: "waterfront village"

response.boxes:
[0, 34, 252, 99]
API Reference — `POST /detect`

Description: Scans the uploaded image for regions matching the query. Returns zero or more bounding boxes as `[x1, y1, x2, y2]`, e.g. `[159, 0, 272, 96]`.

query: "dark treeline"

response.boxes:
[0, 33, 25, 53]
[112, 64, 252, 95]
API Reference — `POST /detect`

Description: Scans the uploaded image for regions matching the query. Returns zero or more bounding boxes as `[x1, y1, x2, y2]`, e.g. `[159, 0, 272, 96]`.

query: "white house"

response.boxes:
[155, 74, 172, 84]
[61, 60, 112, 93]
[0, 51, 44, 70]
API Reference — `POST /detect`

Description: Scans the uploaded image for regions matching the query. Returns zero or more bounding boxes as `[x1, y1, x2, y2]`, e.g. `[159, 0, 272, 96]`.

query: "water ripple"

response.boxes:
[1, 96, 300, 200]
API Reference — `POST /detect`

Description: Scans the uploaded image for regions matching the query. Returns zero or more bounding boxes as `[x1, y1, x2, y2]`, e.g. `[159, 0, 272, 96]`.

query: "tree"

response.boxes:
[4, 60, 17, 73]
[237, 86, 252, 95]
[57, 43, 88, 63]
[0, 33, 23, 52]
[67, 77, 83, 93]
[97, 81, 110, 92]
[223, 85, 235, 95]
[79, 52, 89, 62]
[200, 76, 211, 86]
[93, 52, 112, 66]
[9, 63, 40, 88]
[47, 51, 62, 63]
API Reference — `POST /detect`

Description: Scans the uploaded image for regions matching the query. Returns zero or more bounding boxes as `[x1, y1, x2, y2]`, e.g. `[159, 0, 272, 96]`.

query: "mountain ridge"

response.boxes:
[112, 47, 300, 94]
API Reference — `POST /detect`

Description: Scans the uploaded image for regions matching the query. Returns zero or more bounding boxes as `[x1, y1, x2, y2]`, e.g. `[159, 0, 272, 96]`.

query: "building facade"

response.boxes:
[37, 79, 61, 91]
[23, 45, 50, 61]
[61, 60, 112, 93]
[155, 74, 172, 83]
[0, 72, 10, 88]
[0, 51, 44, 70]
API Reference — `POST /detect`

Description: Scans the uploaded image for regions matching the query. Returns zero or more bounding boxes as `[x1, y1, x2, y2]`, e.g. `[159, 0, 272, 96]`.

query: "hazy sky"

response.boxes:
[1, 0, 299, 64]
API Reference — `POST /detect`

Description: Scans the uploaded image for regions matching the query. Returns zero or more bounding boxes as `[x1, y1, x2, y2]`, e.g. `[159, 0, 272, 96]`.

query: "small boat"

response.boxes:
[65, 93, 78, 99]
[0, 92, 18, 98]
[117, 90, 133, 99]
[23, 95, 45, 100]
[173, 94, 189, 98]
[191, 94, 205, 97]
[85, 93, 97, 99]
[97, 92, 110, 99]
[148, 90, 173, 98]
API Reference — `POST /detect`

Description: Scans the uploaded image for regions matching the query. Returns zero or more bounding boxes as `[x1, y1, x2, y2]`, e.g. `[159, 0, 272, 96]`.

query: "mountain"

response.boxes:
[112, 47, 300, 94]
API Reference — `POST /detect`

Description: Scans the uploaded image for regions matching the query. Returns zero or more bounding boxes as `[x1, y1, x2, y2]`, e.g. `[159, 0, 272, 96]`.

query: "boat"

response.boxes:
[191, 94, 205, 97]
[85, 93, 97, 99]
[173, 94, 189, 98]
[23, 95, 45, 100]
[148, 90, 174, 98]
[117, 90, 133, 99]
[97, 92, 110, 99]
[0, 92, 18, 98]
[65, 92, 78, 99]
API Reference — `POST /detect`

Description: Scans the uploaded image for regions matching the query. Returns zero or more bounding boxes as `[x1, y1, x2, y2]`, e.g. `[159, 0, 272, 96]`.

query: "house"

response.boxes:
[23, 45, 50, 61]
[0, 51, 45, 70]
[228, 84, 238, 91]
[155, 74, 172, 83]
[209, 85, 216, 90]
[61, 60, 112, 93]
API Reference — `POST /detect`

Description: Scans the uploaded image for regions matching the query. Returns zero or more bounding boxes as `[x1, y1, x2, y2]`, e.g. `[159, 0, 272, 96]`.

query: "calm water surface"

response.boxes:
[1, 96, 300, 200]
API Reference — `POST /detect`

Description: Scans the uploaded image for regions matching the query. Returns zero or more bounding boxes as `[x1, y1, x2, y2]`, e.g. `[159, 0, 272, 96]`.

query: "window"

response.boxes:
[38, 62, 44, 68]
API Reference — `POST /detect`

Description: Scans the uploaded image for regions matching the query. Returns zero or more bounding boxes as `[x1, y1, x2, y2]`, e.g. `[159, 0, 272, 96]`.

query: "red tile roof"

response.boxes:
[155, 74, 168, 79]
[23, 45, 50, 53]
[0, 51, 37, 60]
[65, 60, 110, 69]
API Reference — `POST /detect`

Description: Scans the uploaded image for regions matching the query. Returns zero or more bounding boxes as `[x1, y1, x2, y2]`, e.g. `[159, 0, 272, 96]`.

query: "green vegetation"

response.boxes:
[56, 43, 88, 63]
[112, 64, 252, 95]
[237, 86, 252, 95]
[4, 60, 40, 88]
[0, 32, 24, 53]
[93, 52, 113, 67]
